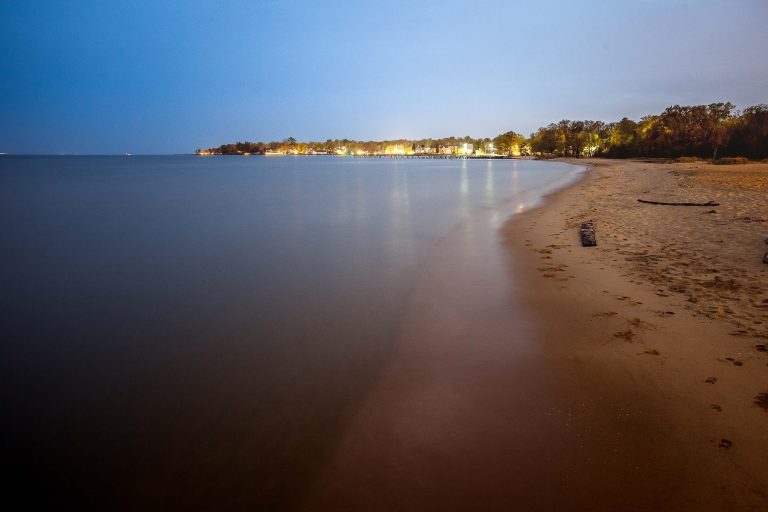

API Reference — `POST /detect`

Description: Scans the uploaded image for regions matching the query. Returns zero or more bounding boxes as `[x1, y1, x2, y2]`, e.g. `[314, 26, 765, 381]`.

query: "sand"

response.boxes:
[302, 159, 768, 511]
[506, 158, 768, 510]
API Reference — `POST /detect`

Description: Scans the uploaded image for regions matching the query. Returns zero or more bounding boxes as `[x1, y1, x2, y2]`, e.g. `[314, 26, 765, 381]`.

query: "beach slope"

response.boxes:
[505, 158, 768, 510]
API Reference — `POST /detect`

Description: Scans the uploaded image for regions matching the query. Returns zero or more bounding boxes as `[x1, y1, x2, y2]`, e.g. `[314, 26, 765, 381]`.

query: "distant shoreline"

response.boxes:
[197, 153, 528, 160]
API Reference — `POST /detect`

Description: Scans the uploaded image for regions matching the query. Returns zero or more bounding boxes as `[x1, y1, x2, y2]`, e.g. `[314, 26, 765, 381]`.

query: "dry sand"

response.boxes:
[506, 158, 768, 510]
[303, 159, 768, 511]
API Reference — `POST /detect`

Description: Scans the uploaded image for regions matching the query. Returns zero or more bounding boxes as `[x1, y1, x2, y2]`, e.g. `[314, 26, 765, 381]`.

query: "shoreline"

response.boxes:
[504, 158, 768, 509]
[300, 161, 594, 510]
[299, 158, 767, 510]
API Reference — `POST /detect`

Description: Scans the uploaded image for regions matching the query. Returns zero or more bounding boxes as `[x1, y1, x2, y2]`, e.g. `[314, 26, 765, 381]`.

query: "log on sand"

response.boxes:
[580, 221, 597, 247]
[637, 199, 720, 206]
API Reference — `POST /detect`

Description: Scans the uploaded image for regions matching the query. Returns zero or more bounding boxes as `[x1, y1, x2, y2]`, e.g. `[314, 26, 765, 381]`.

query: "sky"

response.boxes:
[1, 0, 767, 154]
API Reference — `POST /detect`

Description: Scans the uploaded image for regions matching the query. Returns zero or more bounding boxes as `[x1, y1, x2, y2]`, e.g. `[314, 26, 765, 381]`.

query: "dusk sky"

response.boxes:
[1, 0, 767, 154]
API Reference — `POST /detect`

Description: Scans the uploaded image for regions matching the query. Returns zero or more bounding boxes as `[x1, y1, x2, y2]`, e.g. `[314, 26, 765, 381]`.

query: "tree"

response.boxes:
[727, 104, 768, 159]
[640, 103, 735, 158]
[493, 131, 526, 156]
[606, 118, 639, 157]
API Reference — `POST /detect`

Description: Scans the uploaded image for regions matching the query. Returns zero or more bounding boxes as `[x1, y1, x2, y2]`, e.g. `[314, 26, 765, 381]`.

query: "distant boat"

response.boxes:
[125, 152, 131, 156]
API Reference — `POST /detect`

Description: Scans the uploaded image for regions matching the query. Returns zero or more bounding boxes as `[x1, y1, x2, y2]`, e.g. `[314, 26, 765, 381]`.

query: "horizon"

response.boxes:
[1, 99, 763, 157]
[2, 0, 767, 154]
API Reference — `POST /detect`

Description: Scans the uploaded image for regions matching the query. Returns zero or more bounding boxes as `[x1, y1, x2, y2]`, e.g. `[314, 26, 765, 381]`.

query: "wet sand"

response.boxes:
[302, 172, 584, 510]
[302, 159, 768, 511]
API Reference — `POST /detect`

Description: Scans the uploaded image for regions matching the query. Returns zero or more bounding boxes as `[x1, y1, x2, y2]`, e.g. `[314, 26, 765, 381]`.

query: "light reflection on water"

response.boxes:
[0, 155, 582, 509]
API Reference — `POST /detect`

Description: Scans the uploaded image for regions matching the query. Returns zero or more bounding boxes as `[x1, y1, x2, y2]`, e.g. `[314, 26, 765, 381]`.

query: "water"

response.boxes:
[0, 155, 582, 509]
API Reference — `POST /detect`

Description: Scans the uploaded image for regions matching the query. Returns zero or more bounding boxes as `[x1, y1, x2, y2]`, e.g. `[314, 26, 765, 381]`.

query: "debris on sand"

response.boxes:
[579, 220, 597, 247]
[637, 198, 720, 206]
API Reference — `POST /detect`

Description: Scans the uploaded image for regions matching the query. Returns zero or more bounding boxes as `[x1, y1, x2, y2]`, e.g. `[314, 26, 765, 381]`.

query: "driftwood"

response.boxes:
[580, 221, 597, 247]
[637, 199, 720, 207]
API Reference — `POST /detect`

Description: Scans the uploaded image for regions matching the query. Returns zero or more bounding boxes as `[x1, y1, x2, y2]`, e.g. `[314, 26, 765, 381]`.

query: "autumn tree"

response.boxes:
[727, 104, 768, 159]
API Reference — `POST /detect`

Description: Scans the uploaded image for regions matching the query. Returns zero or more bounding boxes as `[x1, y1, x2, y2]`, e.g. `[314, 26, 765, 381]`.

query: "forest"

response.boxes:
[197, 103, 768, 160]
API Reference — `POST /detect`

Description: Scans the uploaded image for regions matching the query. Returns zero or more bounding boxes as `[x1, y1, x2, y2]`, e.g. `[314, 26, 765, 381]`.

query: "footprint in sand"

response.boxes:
[537, 265, 568, 273]
[629, 317, 654, 329]
[642, 349, 661, 356]
[593, 312, 618, 318]
[654, 310, 676, 317]
[710, 404, 722, 412]
[613, 330, 634, 341]
[705, 377, 718, 384]
[755, 393, 768, 411]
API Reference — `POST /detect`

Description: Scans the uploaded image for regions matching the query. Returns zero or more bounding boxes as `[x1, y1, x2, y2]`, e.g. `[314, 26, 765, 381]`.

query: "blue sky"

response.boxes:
[1, 0, 767, 154]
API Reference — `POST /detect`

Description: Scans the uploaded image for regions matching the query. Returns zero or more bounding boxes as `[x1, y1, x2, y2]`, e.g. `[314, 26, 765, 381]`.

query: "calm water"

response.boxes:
[0, 155, 582, 509]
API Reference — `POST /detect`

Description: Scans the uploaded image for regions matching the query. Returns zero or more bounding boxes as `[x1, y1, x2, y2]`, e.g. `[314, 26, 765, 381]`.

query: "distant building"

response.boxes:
[415, 145, 436, 154]
[459, 143, 474, 155]
[385, 144, 407, 155]
[439, 145, 457, 155]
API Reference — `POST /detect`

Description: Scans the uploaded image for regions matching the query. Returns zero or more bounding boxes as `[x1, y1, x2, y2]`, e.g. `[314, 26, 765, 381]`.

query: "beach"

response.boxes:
[303, 159, 768, 511]
[505, 158, 768, 510]
[3, 156, 766, 509]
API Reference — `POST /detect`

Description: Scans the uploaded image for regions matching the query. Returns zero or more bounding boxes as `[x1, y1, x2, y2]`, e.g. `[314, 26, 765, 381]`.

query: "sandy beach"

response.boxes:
[303, 159, 768, 511]
[505, 158, 768, 510]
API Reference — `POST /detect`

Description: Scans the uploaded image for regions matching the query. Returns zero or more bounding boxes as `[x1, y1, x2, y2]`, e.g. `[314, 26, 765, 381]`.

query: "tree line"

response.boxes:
[530, 103, 767, 160]
[198, 103, 767, 160]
